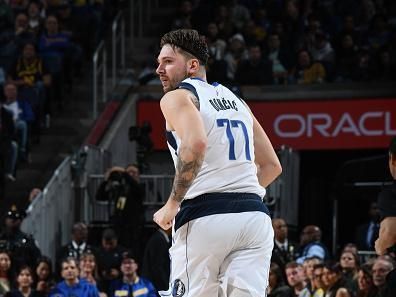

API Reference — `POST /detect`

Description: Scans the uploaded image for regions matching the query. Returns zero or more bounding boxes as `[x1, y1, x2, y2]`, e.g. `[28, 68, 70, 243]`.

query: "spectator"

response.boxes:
[351, 47, 373, 81]
[265, 33, 293, 84]
[141, 227, 171, 292]
[372, 48, 396, 81]
[271, 218, 297, 274]
[39, 14, 82, 93]
[235, 44, 273, 85]
[171, 0, 193, 30]
[333, 15, 363, 50]
[229, 0, 251, 31]
[79, 251, 107, 297]
[27, 1, 45, 39]
[214, 5, 234, 40]
[322, 261, 351, 297]
[224, 33, 249, 82]
[3, 82, 34, 162]
[96, 166, 144, 255]
[290, 50, 326, 84]
[312, 263, 326, 297]
[366, 14, 391, 53]
[300, 257, 323, 297]
[296, 225, 329, 264]
[7, 42, 51, 139]
[50, 257, 99, 297]
[206, 22, 227, 61]
[205, 22, 228, 83]
[310, 31, 335, 78]
[282, 0, 305, 52]
[56, 222, 96, 271]
[0, 1, 14, 35]
[268, 262, 293, 297]
[13, 12, 37, 52]
[0, 102, 17, 182]
[108, 251, 156, 297]
[35, 256, 56, 296]
[0, 207, 41, 269]
[355, 202, 380, 251]
[0, 250, 13, 296]
[5, 265, 43, 297]
[356, 264, 377, 297]
[371, 256, 394, 296]
[285, 261, 307, 297]
[334, 34, 358, 82]
[96, 228, 127, 294]
[339, 251, 359, 295]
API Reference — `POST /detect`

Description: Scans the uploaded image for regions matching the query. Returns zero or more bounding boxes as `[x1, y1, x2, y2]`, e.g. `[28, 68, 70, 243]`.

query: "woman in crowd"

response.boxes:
[5, 265, 43, 297]
[79, 252, 106, 297]
[356, 264, 377, 297]
[35, 256, 55, 296]
[0, 251, 13, 296]
[339, 250, 359, 295]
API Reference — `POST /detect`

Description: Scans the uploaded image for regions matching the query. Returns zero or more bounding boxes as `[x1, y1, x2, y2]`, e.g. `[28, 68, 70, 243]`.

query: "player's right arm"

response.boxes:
[252, 114, 282, 187]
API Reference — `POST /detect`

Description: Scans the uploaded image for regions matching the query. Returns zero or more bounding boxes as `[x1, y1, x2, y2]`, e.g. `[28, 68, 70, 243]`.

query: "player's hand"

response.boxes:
[153, 199, 180, 230]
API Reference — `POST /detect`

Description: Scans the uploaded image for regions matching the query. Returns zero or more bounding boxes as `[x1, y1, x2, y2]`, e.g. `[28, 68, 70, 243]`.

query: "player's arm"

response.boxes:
[153, 89, 207, 229]
[162, 88, 207, 202]
[375, 216, 396, 255]
[252, 114, 282, 187]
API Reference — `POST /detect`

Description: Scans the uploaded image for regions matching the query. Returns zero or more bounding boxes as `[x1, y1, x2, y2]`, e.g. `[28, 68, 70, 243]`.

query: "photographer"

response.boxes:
[375, 136, 396, 297]
[96, 166, 144, 259]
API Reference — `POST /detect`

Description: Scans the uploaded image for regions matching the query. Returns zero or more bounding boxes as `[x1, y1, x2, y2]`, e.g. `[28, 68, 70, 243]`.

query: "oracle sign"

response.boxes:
[137, 98, 396, 150]
[274, 112, 394, 138]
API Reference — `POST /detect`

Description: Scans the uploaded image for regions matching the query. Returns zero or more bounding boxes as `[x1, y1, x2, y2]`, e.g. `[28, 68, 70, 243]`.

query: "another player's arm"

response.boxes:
[161, 89, 207, 203]
[251, 114, 282, 187]
[375, 217, 396, 255]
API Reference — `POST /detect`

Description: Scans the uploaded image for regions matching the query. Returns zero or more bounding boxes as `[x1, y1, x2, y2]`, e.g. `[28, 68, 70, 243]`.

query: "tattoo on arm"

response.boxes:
[170, 145, 204, 203]
[189, 93, 200, 110]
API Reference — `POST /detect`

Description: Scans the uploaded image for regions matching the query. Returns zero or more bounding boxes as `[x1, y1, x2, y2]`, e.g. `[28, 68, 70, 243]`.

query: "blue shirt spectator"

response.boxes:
[108, 251, 156, 297]
[49, 257, 99, 297]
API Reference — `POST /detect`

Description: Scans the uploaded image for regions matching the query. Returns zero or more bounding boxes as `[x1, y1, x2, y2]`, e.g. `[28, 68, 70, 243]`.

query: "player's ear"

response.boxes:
[188, 59, 200, 75]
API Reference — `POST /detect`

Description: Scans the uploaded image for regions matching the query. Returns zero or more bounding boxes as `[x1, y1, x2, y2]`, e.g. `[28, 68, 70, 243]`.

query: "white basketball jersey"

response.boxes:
[166, 77, 266, 199]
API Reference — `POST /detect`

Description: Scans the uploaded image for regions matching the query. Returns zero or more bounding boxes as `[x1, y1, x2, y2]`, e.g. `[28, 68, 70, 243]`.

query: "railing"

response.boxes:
[112, 12, 126, 88]
[21, 146, 112, 262]
[92, 41, 107, 119]
[21, 157, 74, 261]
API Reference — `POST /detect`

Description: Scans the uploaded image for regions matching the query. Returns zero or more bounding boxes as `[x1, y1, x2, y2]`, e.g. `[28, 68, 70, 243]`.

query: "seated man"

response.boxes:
[3, 82, 34, 161]
[50, 257, 99, 297]
[108, 251, 156, 297]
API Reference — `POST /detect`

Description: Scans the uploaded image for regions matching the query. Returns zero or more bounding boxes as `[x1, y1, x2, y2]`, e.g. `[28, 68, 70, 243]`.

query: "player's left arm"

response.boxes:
[153, 89, 207, 229]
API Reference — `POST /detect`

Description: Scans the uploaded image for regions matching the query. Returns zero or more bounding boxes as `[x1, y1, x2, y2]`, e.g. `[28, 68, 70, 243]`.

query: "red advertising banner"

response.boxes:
[137, 98, 396, 150]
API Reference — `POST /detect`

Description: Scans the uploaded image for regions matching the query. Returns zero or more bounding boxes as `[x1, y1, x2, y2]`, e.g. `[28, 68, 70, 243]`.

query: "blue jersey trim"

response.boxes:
[212, 82, 219, 86]
[174, 193, 270, 231]
[166, 131, 178, 154]
[190, 77, 206, 83]
[178, 82, 199, 102]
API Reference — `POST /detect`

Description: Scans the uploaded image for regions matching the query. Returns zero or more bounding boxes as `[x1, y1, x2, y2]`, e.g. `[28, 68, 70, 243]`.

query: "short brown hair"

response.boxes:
[160, 29, 209, 65]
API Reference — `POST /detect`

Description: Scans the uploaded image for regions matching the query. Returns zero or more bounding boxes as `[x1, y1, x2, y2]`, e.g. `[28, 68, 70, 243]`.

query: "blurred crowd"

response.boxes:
[0, 0, 121, 191]
[0, 163, 392, 297]
[140, 0, 396, 87]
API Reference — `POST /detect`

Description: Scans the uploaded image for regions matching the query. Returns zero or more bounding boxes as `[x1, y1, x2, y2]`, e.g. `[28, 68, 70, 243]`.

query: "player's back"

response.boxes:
[166, 78, 265, 199]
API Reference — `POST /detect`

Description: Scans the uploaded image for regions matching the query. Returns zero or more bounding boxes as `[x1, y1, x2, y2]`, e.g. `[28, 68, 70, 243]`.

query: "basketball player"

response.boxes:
[153, 29, 282, 297]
